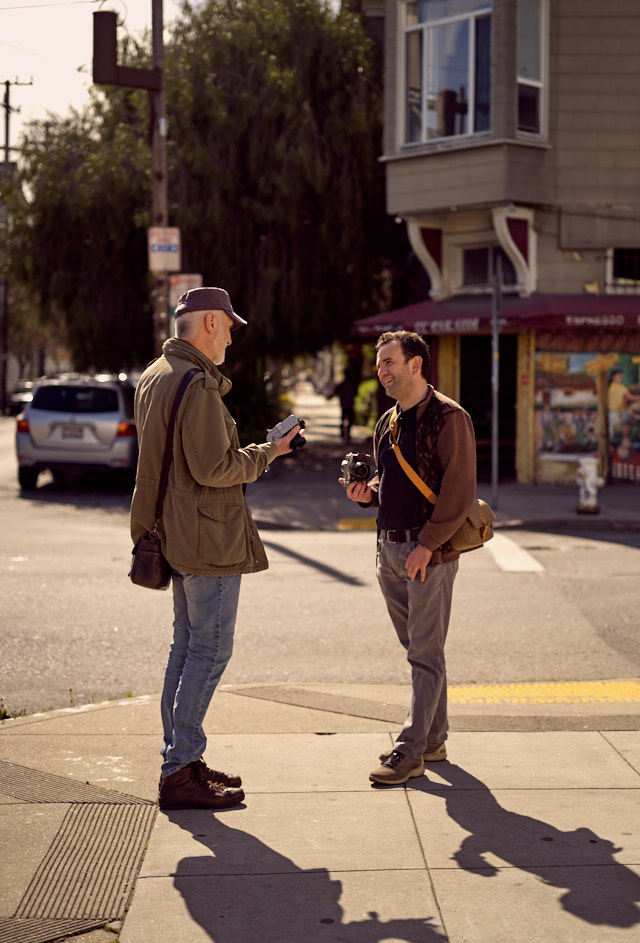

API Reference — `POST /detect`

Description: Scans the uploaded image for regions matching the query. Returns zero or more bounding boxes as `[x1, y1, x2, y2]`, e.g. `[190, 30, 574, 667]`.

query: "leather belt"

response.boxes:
[380, 526, 423, 543]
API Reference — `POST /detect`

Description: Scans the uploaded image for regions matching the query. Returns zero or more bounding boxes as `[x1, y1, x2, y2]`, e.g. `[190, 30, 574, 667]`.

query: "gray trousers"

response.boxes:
[376, 536, 459, 758]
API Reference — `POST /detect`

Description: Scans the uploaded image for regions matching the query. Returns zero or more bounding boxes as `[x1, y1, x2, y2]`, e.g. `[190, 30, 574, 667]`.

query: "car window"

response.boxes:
[32, 386, 120, 413]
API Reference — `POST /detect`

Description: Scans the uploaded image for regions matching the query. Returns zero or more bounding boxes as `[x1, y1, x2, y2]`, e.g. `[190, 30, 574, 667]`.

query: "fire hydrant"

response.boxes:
[576, 456, 605, 514]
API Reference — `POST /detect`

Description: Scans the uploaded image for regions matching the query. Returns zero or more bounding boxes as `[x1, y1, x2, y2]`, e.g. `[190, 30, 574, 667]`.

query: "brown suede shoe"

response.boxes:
[190, 758, 242, 788]
[379, 741, 447, 764]
[369, 750, 424, 785]
[159, 765, 244, 810]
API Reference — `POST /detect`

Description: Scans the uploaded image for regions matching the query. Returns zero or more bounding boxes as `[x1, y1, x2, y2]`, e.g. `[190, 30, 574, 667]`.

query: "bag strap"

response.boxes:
[389, 405, 438, 506]
[152, 367, 201, 530]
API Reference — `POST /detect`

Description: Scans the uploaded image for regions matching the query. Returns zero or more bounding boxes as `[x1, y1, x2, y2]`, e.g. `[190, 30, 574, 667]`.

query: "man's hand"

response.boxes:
[405, 542, 433, 582]
[341, 479, 373, 504]
[273, 423, 304, 456]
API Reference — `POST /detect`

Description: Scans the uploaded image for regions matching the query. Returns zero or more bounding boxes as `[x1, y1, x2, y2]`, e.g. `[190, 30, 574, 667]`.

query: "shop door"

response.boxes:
[459, 334, 517, 481]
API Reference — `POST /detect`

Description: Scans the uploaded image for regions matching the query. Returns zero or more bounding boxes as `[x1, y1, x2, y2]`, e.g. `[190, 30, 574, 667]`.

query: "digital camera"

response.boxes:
[266, 414, 306, 450]
[341, 451, 371, 487]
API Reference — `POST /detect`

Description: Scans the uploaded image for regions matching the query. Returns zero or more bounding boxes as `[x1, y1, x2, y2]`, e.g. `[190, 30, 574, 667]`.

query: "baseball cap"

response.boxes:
[174, 287, 247, 330]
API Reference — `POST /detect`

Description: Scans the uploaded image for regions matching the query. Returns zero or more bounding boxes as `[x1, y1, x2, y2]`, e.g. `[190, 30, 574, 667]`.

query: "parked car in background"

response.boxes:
[15, 375, 137, 490]
[8, 379, 36, 415]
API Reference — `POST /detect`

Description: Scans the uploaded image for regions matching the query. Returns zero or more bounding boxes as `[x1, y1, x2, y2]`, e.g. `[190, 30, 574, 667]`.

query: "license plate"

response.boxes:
[62, 425, 83, 439]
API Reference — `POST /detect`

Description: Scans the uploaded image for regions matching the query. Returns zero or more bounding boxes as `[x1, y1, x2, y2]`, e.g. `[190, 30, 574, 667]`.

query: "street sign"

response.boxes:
[148, 227, 181, 272]
[169, 273, 202, 307]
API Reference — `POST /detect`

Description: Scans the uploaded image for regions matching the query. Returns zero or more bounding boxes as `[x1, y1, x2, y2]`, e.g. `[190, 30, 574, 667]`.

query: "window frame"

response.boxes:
[402, 1, 492, 147]
[605, 248, 640, 295]
[516, 0, 549, 140]
[445, 229, 520, 296]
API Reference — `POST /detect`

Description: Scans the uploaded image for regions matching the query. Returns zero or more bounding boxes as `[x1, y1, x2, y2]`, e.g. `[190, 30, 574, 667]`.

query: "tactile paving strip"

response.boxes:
[0, 760, 150, 804]
[448, 679, 640, 704]
[15, 802, 156, 920]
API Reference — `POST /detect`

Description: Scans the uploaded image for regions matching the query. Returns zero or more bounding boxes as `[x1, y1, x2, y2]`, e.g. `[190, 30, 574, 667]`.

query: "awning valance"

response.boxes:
[350, 294, 640, 338]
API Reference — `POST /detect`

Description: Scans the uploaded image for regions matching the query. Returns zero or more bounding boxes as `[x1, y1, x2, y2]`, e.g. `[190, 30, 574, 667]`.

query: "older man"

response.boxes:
[343, 331, 476, 785]
[131, 287, 302, 810]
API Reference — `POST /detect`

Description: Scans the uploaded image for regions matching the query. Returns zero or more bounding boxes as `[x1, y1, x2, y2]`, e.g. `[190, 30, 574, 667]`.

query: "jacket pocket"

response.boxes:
[198, 503, 247, 567]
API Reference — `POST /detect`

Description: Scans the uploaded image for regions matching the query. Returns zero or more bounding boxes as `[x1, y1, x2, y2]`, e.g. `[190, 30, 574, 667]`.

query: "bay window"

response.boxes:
[404, 0, 492, 145]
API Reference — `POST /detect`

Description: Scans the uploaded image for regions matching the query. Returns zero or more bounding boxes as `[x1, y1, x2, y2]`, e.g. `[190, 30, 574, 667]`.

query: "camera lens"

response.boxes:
[353, 463, 368, 479]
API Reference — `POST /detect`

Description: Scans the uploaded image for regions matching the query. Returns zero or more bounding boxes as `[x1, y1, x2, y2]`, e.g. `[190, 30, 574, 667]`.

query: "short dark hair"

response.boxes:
[375, 331, 431, 379]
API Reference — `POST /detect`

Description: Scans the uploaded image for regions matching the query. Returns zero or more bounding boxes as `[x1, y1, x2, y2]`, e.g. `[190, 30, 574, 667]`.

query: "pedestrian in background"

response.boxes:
[342, 330, 476, 784]
[334, 373, 358, 441]
[131, 287, 302, 810]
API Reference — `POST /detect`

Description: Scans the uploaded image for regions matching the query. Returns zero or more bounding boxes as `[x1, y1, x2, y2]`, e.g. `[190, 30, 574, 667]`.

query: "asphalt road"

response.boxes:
[1, 414, 639, 717]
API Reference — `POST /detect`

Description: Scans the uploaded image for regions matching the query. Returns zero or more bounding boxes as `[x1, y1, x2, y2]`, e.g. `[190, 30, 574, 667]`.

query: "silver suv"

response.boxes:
[16, 375, 138, 490]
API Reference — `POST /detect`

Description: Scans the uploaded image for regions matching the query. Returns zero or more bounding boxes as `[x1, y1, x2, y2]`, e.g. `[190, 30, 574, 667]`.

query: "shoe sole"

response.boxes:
[159, 791, 245, 811]
[369, 763, 425, 785]
[159, 799, 243, 811]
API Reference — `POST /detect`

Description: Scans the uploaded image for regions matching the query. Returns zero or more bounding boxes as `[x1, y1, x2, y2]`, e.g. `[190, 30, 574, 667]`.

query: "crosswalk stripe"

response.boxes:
[485, 532, 545, 573]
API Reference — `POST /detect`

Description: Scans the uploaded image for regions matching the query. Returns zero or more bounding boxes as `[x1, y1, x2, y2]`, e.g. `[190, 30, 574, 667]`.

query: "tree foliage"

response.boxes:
[167, 0, 384, 363]
[6, 0, 386, 374]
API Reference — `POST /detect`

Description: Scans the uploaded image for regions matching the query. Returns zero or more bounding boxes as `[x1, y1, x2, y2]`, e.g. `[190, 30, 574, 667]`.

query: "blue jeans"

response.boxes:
[160, 570, 241, 778]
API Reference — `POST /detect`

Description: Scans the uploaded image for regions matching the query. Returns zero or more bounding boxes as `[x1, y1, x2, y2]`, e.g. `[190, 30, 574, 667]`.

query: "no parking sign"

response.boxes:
[148, 227, 181, 272]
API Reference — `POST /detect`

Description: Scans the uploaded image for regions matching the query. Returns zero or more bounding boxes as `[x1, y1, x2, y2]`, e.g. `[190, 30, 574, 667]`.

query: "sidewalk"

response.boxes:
[1, 388, 639, 943]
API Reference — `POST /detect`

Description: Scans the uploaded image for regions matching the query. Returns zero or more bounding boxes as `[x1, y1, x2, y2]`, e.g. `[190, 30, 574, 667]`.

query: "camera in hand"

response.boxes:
[341, 451, 371, 487]
[267, 414, 306, 450]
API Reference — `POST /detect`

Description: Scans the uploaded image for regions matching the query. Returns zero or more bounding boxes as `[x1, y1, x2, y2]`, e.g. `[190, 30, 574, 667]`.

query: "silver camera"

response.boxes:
[341, 451, 371, 487]
[266, 414, 306, 450]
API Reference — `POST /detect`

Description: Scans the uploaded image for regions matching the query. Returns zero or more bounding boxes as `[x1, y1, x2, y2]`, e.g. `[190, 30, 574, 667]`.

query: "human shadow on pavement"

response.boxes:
[165, 810, 446, 942]
[414, 764, 640, 928]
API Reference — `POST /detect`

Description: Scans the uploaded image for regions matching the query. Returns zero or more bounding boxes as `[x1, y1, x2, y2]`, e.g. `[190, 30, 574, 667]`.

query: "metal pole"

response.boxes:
[151, 0, 168, 357]
[491, 255, 502, 508]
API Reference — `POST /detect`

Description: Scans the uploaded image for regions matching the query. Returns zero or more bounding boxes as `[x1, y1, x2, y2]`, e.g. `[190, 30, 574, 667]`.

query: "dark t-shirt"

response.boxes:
[377, 403, 424, 531]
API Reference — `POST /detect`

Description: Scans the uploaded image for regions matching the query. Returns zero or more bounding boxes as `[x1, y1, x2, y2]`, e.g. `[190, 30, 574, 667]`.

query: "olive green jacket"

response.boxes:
[130, 339, 278, 576]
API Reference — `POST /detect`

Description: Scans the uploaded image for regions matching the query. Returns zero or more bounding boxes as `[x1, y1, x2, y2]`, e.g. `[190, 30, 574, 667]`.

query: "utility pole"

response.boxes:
[93, 2, 169, 357]
[1, 78, 32, 413]
[490, 255, 502, 510]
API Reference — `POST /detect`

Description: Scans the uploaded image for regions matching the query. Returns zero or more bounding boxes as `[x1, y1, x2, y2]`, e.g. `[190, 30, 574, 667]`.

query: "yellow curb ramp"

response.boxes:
[448, 679, 640, 704]
[338, 518, 377, 530]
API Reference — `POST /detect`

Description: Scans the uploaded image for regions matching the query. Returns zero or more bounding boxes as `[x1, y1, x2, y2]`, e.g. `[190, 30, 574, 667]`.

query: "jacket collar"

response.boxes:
[161, 338, 232, 396]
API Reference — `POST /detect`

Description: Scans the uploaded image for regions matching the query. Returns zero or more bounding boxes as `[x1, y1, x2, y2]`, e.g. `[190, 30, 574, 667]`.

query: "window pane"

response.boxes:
[474, 14, 491, 132]
[406, 32, 423, 142]
[413, 0, 491, 24]
[426, 20, 469, 139]
[518, 83, 540, 133]
[463, 248, 489, 285]
[33, 386, 119, 413]
[613, 249, 640, 282]
[518, 0, 541, 80]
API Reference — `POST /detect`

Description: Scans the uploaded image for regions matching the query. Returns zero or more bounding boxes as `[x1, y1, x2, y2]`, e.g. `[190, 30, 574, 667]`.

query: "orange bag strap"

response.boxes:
[389, 406, 438, 506]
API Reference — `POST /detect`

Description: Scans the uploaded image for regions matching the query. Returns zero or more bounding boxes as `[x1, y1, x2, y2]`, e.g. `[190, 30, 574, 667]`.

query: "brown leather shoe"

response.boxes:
[159, 765, 244, 810]
[190, 758, 242, 788]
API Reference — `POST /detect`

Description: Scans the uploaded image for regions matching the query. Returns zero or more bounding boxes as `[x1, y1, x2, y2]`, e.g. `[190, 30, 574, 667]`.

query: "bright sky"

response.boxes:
[0, 0, 183, 154]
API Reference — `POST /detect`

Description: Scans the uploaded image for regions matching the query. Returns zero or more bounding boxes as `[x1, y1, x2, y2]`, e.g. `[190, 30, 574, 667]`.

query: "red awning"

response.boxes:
[350, 294, 640, 338]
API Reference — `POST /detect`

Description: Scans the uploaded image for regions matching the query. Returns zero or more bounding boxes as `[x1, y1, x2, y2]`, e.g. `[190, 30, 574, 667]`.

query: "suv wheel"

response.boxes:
[18, 467, 39, 490]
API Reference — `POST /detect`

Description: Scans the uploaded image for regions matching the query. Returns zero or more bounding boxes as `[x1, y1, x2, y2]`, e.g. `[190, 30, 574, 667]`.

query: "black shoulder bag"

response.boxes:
[129, 368, 200, 589]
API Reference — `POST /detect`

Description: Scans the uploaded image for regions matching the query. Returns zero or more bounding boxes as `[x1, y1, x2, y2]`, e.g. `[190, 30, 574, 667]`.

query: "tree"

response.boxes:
[167, 0, 384, 362]
[6, 0, 386, 378]
[8, 97, 153, 373]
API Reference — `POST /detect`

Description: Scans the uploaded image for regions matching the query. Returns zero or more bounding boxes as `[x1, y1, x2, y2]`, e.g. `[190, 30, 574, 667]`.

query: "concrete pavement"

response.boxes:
[1, 388, 640, 943]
